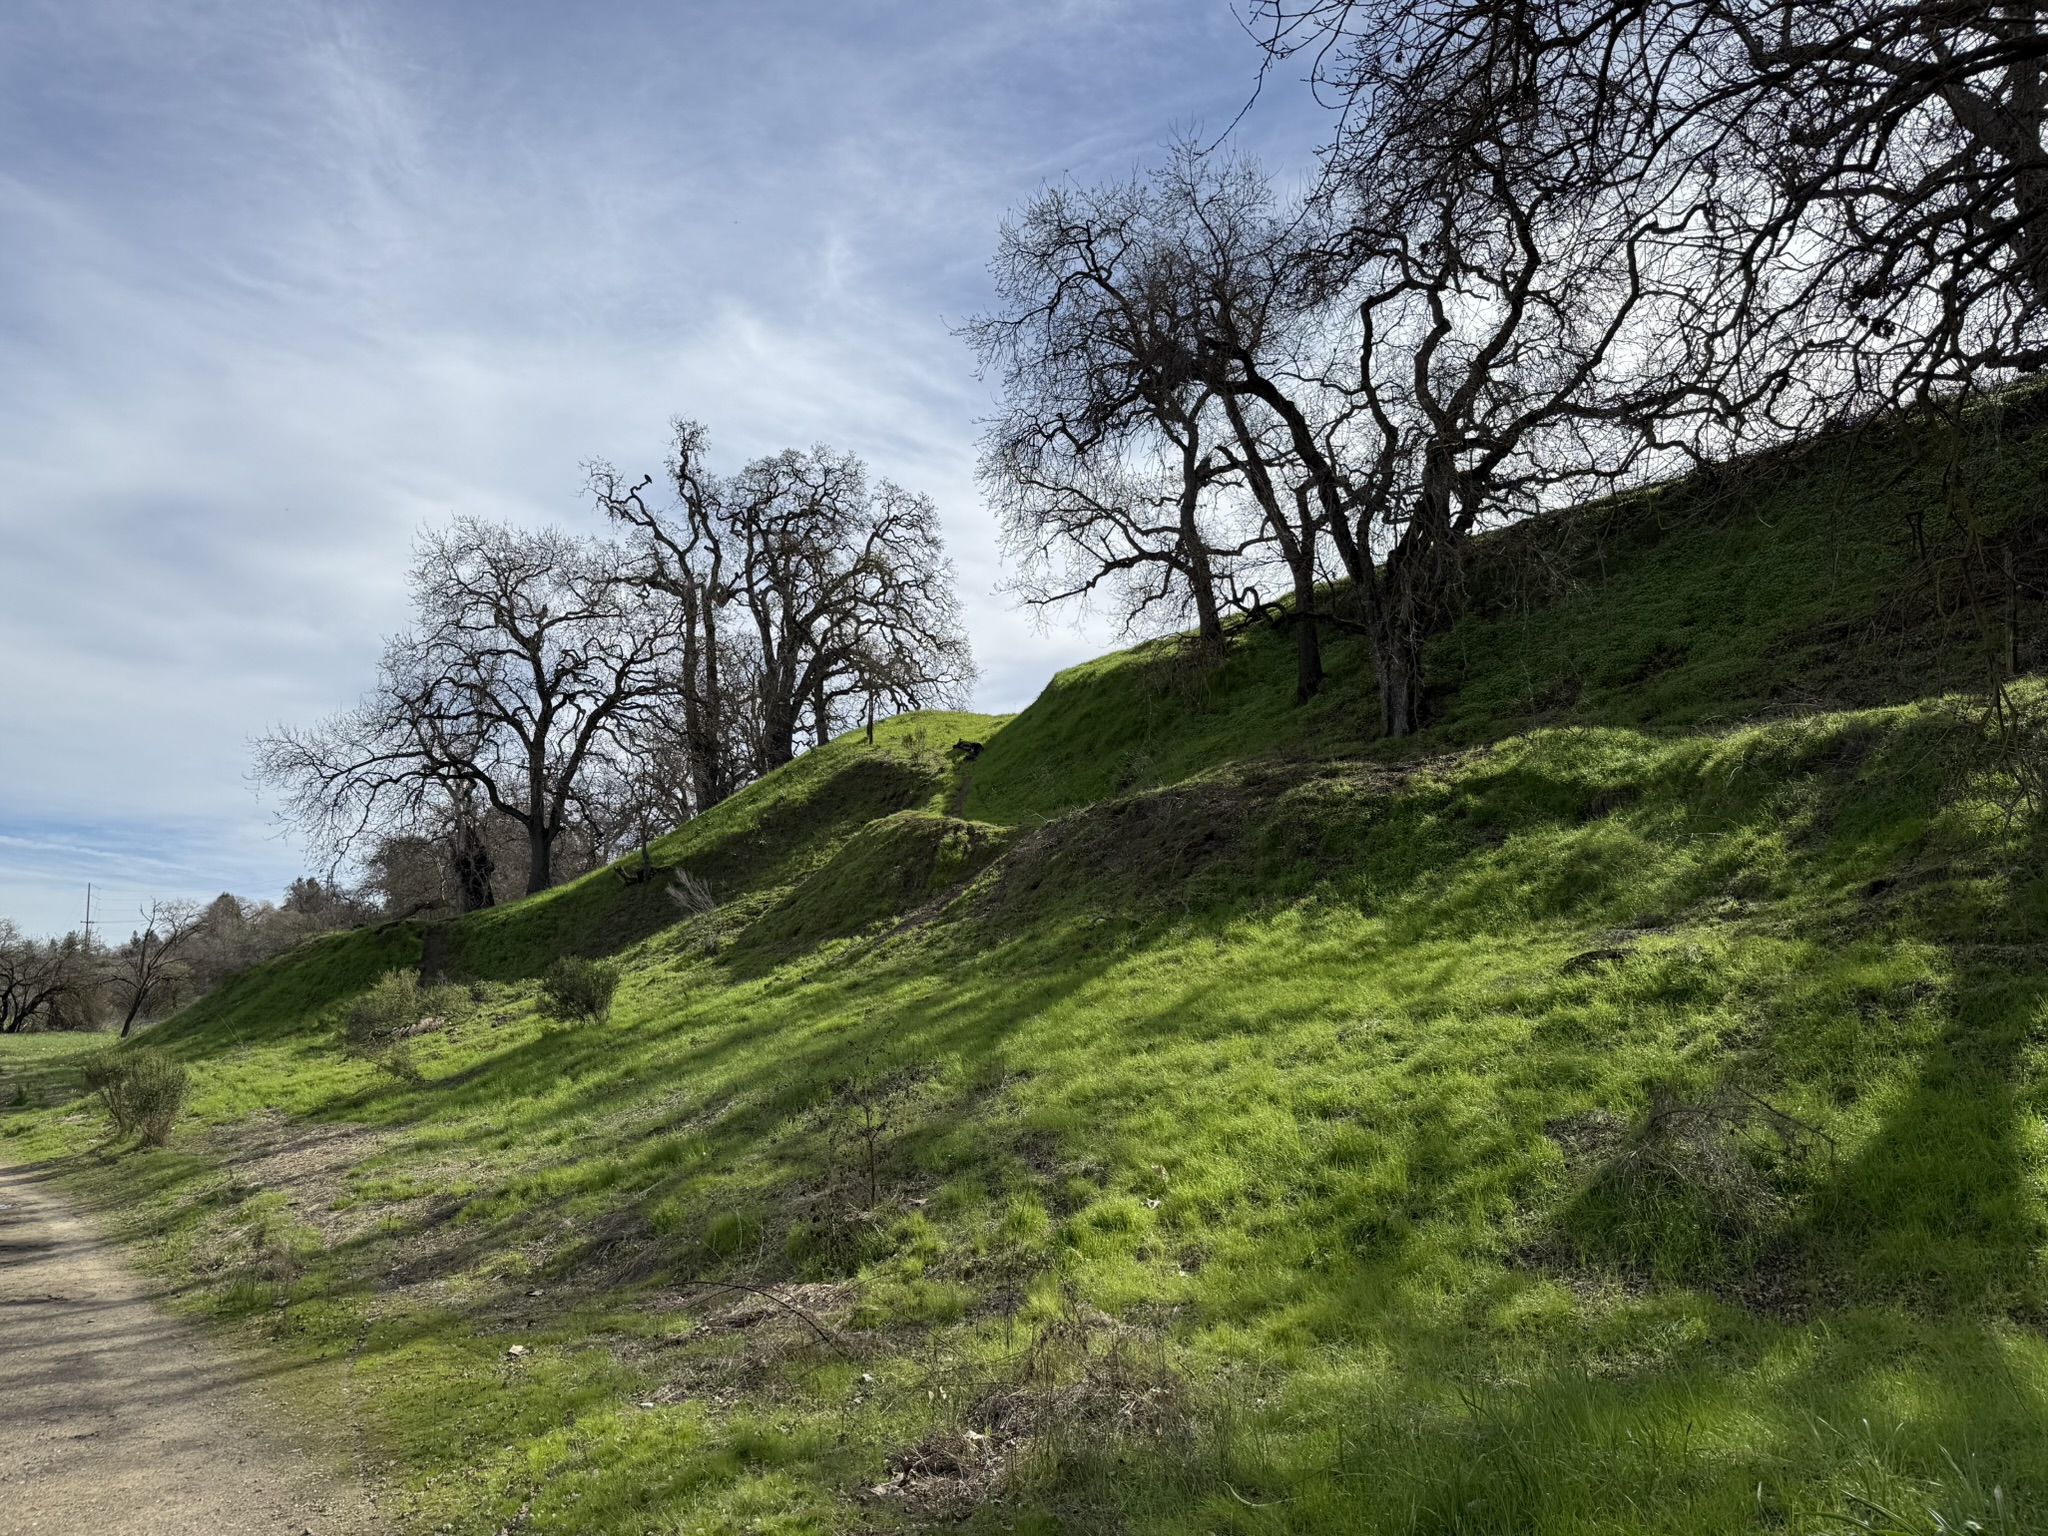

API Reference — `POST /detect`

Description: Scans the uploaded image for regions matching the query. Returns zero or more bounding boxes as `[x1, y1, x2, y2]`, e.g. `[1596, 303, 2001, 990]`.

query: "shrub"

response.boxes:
[375, 1041, 425, 1085]
[541, 955, 621, 1023]
[83, 1048, 190, 1147]
[342, 969, 462, 1085]
[344, 968, 422, 1050]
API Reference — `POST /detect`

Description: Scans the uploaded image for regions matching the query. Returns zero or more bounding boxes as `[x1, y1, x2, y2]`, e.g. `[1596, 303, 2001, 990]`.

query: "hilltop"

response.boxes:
[4, 402, 2048, 1534]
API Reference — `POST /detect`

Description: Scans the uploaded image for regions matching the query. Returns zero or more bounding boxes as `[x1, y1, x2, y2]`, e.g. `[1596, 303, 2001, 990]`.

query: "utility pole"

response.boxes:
[82, 883, 95, 947]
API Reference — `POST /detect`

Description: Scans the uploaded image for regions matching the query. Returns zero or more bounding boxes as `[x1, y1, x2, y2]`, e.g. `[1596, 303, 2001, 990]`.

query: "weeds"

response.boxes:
[374, 1041, 424, 1084]
[540, 956, 620, 1023]
[1553, 1079, 1833, 1284]
[666, 869, 720, 956]
[829, 1070, 904, 1212]
[1822, 1427, 2022, 1535]
[82, 1047, 189, 1146]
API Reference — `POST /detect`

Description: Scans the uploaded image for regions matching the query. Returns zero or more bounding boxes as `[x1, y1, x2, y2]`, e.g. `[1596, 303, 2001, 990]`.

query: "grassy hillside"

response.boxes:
[966, 399, 2048, 825]
[7, 408, 2048, 1535]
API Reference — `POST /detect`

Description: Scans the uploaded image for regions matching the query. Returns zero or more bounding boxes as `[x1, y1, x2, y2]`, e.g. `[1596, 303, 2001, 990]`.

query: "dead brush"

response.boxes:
[1139, 632, 1228, 712]
[341, 969, 458, 1082]
[1555, 1079, 1833, 1283]
[666, 869, 721, 956]
[1977, 681, 2048, 825]
[874, 1282, 1196, 1517]
[791, 1066, 924, 1273]
[1001, 1296, 1191, 1444]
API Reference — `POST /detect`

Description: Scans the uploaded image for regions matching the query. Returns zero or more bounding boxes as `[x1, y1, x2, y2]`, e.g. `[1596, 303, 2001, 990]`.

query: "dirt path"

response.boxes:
[0, 1162, 383, 1536]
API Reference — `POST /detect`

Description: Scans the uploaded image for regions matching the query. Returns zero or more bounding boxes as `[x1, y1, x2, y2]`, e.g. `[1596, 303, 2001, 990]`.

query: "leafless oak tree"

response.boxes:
[728, 447, 973, 767]
[1257, 0, 2048, 424]
[968, 173, 1264, 654]
[108, 899, 202, 1037]
[257, 519, 686, 898]
[979, 118, 1729, 731]
[0, 923, 92, 1034]
[589, 423, 750, 814]
[595, 422, 975, 776]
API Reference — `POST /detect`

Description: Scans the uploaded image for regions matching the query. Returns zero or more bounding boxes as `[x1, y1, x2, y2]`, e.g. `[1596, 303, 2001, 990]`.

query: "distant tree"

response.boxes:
[183, 893, 259, 992]
[595, 423, 975, 775]
[743, 450, 975, 766]
[0, 923, 93, 1034]
[108, 900, 203, 1038]
[354, 834, 442, 917]
[281, 876, 364, 923]
[572, 709, 703, 881]
[257, 519, 687, 897]
[589, 423, 751, 813]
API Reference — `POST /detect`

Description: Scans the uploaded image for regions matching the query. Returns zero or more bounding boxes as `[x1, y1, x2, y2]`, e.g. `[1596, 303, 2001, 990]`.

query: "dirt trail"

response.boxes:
[0, 1162, 382, 1536]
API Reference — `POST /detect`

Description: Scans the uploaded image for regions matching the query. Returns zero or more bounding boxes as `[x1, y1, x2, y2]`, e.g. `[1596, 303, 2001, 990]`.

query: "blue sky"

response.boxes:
[0, 1, 1326, 937]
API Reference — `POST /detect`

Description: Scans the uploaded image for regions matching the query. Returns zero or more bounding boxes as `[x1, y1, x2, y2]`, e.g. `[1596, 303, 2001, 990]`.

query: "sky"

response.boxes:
[0, 0, 1329, 937]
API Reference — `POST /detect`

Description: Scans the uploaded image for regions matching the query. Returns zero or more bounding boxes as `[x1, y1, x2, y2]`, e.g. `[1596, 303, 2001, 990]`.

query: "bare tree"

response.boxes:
[0, 924, 93, 1034]
[597, 426, 975, 776]
[1053, 26, 1740, 735]
[108, 900, 202, 1038]
[257, 519, 686, 898]
[589, 422, 751, 813]
[1257, 0, 2048, 423]
[257, 658, 501, 913]
[727, 448, 974, 767]
[969, 176, 1262, 653]
[979, 128, 1723, 732]
[407, 520, 690, 891]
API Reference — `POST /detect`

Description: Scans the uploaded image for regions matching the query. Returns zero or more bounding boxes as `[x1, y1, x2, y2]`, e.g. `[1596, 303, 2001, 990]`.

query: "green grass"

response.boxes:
[6, 411, 2048, 1534]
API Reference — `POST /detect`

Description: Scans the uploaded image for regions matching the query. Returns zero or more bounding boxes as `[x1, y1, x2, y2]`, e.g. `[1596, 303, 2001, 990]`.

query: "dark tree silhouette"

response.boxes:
[257, 519, 685, 898]
[108, 900, 202, 1037]
[595, 423, 975, 777]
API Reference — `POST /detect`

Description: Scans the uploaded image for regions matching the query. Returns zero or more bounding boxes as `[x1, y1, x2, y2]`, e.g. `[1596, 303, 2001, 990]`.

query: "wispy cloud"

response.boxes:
[0, 0, 1326, 933]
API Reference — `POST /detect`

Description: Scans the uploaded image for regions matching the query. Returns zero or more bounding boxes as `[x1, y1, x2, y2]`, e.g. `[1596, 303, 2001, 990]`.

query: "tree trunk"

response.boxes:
[1374, 617, 1425, 739]
[525, 821, 552, 895]
[1192, 569, 1225, 651]
[452, 822, 495, 912]
[118, 936, 150, 1037]
[1218, 396, 1320, 699]
[760, 687, 799, 770]
[1372, 461, 1460, 738]
[1175, 453, 1225, 650]
[690, 584, 732, 810]
[1291, 555, 1323, 704]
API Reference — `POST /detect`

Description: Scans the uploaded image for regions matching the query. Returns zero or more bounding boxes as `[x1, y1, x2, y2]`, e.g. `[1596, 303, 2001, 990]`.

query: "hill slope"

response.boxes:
[6, 408, 2048, 1535]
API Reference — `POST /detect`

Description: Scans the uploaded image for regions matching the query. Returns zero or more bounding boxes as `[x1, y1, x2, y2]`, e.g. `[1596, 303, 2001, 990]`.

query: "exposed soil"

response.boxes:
[219, 1110, 390, 1246]
[0, 1161, 383, 1536]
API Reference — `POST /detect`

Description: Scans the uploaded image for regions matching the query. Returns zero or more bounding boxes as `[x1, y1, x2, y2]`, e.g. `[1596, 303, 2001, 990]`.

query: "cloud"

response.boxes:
[0, 0, 1326, 934]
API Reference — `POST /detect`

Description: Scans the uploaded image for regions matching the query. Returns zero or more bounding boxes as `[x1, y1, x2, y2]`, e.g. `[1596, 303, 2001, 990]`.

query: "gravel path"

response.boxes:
[0, 1162, 382, 1536]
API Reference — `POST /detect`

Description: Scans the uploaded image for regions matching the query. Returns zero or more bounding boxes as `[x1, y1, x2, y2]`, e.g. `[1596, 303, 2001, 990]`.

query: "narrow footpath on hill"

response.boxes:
[0, 1162, 381, 1536]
